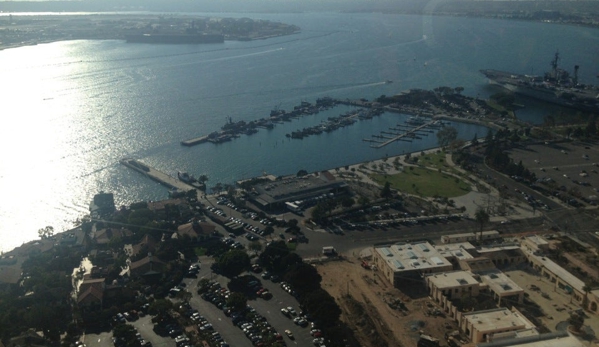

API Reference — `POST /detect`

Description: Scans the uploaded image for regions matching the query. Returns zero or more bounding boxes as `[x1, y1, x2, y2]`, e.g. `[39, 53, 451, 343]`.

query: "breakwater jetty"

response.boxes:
[119, 158, 195, 192]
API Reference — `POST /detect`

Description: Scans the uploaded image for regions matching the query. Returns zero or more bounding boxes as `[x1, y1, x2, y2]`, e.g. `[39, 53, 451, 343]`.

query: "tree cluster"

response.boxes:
[484, 133, 536, 183]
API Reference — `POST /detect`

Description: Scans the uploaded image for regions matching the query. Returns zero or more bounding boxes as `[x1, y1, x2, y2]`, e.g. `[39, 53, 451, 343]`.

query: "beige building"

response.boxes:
[521, 235, 550, 254]
[459, 257, 497, 273]
[473, 243, 526, 269]
[480, 271, 524, 305]
[475, 330, 585, 347]
[426, 271, 480, 302]
[372, 242, 453, 286]
[523, 249, 586, 305]
[460, 307, 536, 343]
[585, 289, 599, 314]
[441, 231, 500, 244]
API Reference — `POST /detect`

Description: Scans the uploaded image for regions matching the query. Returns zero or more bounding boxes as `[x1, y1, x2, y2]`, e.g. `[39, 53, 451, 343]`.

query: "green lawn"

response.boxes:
[194, 247, 207, 256]
[372, 166, 470, 198]
[417, 151, 450, 171]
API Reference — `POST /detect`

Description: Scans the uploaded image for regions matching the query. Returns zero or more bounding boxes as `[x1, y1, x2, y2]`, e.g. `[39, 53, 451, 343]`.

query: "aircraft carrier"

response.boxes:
[481, 51, 599, 113]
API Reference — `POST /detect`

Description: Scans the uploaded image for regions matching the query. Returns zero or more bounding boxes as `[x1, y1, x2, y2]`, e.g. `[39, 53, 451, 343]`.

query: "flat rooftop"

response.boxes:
[526, 251, 585, 292]
[476, 243, 521, 253]
[251, 172, 348, 206]
[477, 331, 583, 347]
[436, 242, 475, 260]
[524, 235, 549, 247]
[374, 242, 452, 272]
[463, 307, 535, 332]
[480, 271, 524, 296]
[427, 271, 479, 289]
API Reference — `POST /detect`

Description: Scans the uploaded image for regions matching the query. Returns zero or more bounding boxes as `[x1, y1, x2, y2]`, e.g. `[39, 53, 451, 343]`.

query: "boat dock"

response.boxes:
[120, 158, 195, 192]
[181, 135, 209, 146]
[369, 121, 436, 149]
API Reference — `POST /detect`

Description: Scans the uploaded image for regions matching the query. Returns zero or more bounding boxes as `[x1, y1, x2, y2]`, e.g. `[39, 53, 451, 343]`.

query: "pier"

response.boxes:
[181, 135, 209, 146]
[119, 158, 195, 192]
[369, 121, 436, 149]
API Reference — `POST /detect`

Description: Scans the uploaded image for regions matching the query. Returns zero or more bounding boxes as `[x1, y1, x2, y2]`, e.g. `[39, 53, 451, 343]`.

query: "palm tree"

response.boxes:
[198, 174, 209, 184]
[475, 207, 490, 242]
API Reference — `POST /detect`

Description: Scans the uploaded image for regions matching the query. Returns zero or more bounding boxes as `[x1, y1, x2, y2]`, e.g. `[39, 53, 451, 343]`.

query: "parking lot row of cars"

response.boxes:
[199, 280, 287, 346]
[177, 302, 231, 347]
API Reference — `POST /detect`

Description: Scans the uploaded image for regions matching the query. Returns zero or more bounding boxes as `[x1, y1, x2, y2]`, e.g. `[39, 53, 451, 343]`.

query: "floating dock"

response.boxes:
[120, 158, 195, 192]
[370, 121, 436, 148]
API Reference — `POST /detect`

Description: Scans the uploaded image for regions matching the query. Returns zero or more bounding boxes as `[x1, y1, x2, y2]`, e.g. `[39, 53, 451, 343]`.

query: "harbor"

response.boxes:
[119, 158, 196, 193]
[178, 87, 502, 150]
[364, 118, 441, 149]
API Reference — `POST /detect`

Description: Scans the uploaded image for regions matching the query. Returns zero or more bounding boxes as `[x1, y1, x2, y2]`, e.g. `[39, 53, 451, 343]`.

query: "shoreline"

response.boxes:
[0, 13, 300, 51]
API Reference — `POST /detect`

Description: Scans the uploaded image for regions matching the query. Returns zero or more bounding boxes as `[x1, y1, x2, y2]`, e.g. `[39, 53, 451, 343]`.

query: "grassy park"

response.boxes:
[372, 166, 470, 198]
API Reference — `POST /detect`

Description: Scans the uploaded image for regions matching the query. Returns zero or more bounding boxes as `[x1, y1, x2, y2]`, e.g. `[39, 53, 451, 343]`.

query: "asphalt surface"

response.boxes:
[182, 258, 319, 347]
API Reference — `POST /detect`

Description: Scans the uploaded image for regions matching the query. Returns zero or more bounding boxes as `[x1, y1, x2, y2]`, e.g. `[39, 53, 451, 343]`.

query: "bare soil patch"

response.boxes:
[316, 255, 457, 347]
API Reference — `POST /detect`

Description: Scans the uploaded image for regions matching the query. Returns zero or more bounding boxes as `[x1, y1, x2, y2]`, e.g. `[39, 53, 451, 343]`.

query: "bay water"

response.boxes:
[1, 12, 598, 252]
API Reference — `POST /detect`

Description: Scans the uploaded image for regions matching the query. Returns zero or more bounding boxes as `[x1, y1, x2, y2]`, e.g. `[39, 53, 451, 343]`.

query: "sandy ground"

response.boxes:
[316, 253, 457, 347]
[316, 254, 599, 347]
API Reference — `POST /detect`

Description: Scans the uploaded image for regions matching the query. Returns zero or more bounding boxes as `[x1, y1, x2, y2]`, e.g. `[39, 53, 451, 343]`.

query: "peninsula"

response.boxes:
[0, 14, 300, 51]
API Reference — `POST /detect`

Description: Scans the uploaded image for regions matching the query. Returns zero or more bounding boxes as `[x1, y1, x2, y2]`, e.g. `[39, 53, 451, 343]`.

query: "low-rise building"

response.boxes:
[441, 231, 500, 244]
[426, 271, 480, 302]
[521, 235, 550, 254]
[475, 330, 584, 347]
[129, 253, 165, 282]
[249, 171, 349, 210]
[471, 243, 526, 269]
[523, 249, 586, 305]
[479, 271, 524, 305]
[460, 307, 536, 343]
[373, 242, 453, 286]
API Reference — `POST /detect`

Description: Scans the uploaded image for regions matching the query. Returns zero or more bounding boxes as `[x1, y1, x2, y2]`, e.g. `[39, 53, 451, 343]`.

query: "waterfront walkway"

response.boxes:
[119, 158, 195, 192]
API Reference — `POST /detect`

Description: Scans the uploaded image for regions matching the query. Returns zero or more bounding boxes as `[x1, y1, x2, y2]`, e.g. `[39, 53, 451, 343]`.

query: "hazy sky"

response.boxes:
[0, 0, 419, 13]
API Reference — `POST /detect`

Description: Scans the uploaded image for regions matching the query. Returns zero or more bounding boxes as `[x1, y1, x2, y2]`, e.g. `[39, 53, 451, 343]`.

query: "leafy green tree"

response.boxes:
[287, 219, 299, 228]
[301, 288, 341, 328]
[437, 126, 458, 147]
[296, 169, 308, 177]
[218, 250, 250, 278]
[263, 226, 274, 235]
[259, 241, 290, 272]
[341, 197, 355, 208]
[357, 196, 370, 207]
[381, 182, 392, 199]
[311, 204, 327, 223]
[280, 253, 303, 273]
[249, 241, 262, 252]
[226, 292, 247, 312]
[38, 225, 54, 239]
[284, 263, 322, 295]
[199, 174, 209, 184]
[569, 311, 585, 332]
[113, 324, 141, 347]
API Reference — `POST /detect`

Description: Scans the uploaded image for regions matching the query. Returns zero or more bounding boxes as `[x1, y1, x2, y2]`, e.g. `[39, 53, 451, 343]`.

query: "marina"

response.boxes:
[365, 120, 440, 149]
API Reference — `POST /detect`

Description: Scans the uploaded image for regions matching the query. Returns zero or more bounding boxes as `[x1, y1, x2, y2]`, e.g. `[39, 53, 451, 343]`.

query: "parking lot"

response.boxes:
[175, 256, 324, 347]
[509, 142, 599, 206]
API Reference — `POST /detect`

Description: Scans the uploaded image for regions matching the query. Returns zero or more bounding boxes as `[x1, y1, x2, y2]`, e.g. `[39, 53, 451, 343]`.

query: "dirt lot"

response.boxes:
[317, 251, 599, 347]
[316, 254, 458, 347]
